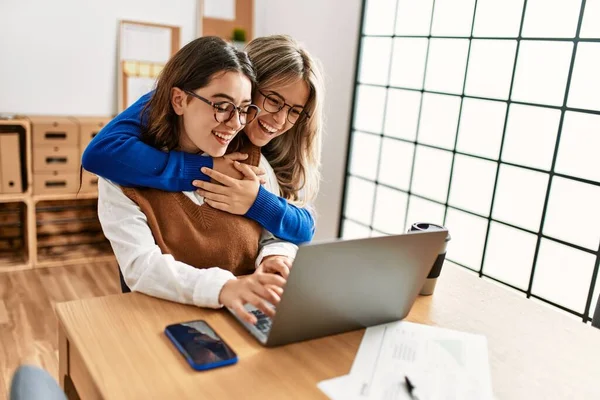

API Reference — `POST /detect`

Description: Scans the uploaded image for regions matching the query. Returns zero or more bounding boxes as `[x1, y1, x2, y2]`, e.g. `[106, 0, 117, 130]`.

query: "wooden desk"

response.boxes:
[56, 263, 600, 399]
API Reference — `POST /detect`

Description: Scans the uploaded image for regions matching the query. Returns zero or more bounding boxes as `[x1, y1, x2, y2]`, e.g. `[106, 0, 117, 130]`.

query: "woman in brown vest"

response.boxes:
[98, 37, 294, 325]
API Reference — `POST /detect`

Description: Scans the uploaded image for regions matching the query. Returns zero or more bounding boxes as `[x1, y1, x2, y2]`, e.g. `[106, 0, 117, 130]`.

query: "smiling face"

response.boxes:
[171, 71, 253, 157]
[244, 78, 310, 147]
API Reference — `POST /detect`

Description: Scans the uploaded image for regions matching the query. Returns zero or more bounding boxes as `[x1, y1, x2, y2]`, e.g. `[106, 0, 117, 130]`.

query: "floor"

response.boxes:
[0, 260, 120, 399]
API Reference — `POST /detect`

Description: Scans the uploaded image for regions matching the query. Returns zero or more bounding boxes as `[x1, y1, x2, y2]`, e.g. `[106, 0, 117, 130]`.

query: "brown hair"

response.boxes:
[141, 36, 256, 150]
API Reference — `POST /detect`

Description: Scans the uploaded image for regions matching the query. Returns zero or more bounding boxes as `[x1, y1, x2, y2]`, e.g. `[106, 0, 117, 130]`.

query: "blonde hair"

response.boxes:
[245, 35, 324, 207]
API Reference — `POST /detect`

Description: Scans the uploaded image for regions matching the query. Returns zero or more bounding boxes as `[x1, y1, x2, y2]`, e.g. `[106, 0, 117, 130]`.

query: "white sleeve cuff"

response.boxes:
[192, 268, 236, 308]
[255, 242, 299, 268]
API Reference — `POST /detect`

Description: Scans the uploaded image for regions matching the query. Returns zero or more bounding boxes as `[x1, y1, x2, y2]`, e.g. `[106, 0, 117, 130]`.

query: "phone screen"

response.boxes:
[165, 320, 237, 369]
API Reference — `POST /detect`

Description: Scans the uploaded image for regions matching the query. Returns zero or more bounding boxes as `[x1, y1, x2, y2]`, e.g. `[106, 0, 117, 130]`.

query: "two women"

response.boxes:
[93, 35, 325, 325]
[84, 35, 324, 245]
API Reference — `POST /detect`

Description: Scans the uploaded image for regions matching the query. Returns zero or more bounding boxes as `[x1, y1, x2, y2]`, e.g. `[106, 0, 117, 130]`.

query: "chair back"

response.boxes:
[118, 266, 131, 293]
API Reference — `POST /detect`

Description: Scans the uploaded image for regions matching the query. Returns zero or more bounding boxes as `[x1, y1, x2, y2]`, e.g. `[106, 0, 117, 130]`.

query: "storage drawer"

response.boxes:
[77, 117, 111, 151]
[30, 116, 78, 147]
[0, 133, 23, 193]
[34, 146, 79, 172]
[33, 172, 79, 195]
[79, 170, 99, 193]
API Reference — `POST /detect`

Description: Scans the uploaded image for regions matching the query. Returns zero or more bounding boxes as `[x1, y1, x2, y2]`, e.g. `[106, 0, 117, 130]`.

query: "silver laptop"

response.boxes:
[229, 229, 448, 347]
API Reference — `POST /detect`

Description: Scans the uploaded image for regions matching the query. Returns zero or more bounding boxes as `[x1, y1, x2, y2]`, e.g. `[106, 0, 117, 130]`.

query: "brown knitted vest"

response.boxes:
[122, 143, 262, 276]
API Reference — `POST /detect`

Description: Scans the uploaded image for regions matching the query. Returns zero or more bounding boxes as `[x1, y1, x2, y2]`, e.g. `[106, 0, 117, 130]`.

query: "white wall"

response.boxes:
[0, 0, 197, 116]
[255, 0, 363, 240]
[0, 0, 361, 240]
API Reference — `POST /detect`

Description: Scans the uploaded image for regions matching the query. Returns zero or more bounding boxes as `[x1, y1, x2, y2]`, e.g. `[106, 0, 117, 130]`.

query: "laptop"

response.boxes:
[228, 229, 448, 347]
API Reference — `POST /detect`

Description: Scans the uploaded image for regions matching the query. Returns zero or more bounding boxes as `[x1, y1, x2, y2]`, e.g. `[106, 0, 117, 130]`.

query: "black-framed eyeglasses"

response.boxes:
[184, 90, 260, 125]
[259, 90, 310, 125]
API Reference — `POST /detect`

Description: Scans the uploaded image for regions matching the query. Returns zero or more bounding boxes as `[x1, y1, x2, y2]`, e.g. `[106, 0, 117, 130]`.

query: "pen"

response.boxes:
[404, 375, 419, 400]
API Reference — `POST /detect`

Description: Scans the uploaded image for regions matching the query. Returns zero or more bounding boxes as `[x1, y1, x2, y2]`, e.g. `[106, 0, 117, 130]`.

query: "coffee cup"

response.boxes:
[408, 222, 451, 296]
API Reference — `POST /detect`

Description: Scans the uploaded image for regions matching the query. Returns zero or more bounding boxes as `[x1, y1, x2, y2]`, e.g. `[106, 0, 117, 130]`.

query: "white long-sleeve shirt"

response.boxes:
[98, 154, 298, 308]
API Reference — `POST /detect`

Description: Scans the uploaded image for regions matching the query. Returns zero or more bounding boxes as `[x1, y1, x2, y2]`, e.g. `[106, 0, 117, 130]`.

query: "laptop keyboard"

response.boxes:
[250, 309, 272, 334]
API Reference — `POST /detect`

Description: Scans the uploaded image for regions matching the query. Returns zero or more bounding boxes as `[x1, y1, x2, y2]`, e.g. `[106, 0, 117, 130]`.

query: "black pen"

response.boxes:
[404, 375, 419, 400]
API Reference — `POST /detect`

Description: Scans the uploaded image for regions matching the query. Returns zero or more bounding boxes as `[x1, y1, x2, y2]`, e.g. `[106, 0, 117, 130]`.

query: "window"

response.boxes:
[340, 0, 600, 323]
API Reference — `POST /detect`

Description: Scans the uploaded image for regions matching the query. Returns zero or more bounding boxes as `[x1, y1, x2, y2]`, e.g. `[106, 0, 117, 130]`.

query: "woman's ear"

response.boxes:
[171, 87, 187, 115]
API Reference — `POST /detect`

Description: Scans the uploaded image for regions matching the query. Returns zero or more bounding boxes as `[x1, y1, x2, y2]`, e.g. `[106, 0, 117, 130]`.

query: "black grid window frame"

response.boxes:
[339, 0, 600, 323]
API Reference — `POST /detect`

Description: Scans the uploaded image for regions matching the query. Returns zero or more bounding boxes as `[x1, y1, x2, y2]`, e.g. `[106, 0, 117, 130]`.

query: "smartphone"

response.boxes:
[164, 320, 238, 371]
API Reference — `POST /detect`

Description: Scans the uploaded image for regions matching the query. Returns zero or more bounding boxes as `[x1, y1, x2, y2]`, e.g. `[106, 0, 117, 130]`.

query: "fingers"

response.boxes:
[241, 274, 282, 307]
[244, 274, 281, 306]
[250, 166, 266, 177]
[265, 261, 290, 279]
[245, 292, 276, 318]
[232, 302, 257, 325]
[254, 283, 282, 306]
[266, 284, 284, 297]
[224, 152, 248, 161]
[196, 190, 229, 204]
[192, 180, 229, 194]
[204, 199, 228, 211]
[201, 167, 237, 186]
[279, 264, 290, 279]
[227, 274, 287, 326]
[232, 161, 259, 181]
[256, 272, 287, 289]
[260, 256, 293, 275]
[250, 166, 267, 185]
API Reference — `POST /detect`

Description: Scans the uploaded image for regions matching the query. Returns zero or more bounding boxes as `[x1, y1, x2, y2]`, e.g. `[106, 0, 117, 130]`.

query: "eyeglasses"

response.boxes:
[184, 90, 260, 125]
[259, 90, 310, 125]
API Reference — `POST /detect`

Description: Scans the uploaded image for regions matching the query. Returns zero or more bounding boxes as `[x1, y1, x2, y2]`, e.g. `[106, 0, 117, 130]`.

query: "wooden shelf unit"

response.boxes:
[0, 193, 29, 203]
[0, 200, 31, 271]
[0, 118, 114, 272]
[32, 191, 102, 202]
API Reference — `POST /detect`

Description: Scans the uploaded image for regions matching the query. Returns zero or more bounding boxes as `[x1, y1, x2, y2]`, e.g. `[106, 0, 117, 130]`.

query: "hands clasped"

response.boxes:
[194, 152, 266, 215]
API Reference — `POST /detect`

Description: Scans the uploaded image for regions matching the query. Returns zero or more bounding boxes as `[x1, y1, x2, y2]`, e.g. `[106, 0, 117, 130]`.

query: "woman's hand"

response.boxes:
[218, 272, 286, 325]
[257, 255, 293, 279]
[194, 162, 261, 215]
[211, 152, 266, 184]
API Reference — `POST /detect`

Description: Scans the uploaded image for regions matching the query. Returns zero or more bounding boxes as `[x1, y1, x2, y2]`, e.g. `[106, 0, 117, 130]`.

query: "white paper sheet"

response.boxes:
[120, 23, 172, 63]
[319, 375, 417, 400]
[318, 321, 494, 400]
[318, 375, 361, 400]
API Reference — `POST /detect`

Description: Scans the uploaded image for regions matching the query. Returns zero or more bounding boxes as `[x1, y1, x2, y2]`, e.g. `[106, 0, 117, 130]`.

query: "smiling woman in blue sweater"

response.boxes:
[82, 35, 324, 245]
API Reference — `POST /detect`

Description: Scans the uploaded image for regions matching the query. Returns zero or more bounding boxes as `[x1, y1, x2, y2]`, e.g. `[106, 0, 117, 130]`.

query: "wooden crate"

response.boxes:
[35, 199, 113, 267]
[0, 201, 30, 270]
[0, 117, 115, 272]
